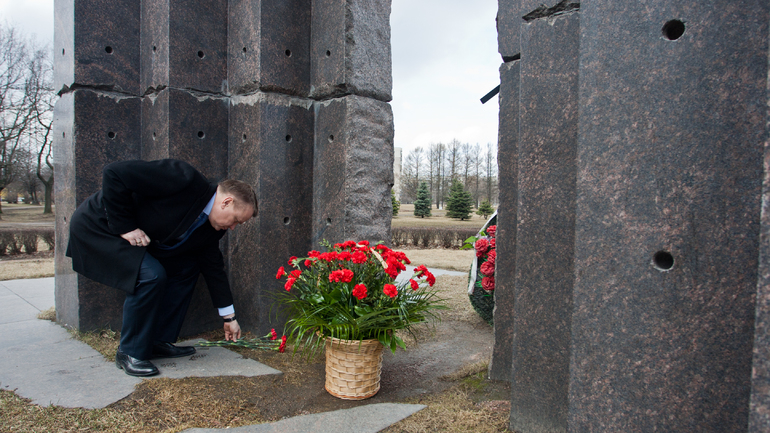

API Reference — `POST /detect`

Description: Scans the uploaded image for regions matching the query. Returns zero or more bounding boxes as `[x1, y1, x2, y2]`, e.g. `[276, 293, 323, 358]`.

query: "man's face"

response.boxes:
[209, 196, 254, 231]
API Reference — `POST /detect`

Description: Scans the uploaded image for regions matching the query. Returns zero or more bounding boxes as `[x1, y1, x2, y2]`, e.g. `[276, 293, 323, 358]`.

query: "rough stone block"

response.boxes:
[53, 89, 142, 331]
[571, 1, 767, 431]
[313, 95, 394, 247]
[229, 0, 311, 96]
[141, 88, 229, 181]
[310, 0, 393, 101]
[509, 13, 579, 433]
[54, 0, 140, 95]
[227, 93, 315, 334]
[141, 0, 227, 94]
[488, 60, 519, 382]
[497, 0, 521, 60]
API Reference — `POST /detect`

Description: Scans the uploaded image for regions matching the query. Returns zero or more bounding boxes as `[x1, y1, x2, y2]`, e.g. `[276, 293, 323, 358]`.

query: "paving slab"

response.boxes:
[156, 339, 281, 378]
[182, 403, 426, 433]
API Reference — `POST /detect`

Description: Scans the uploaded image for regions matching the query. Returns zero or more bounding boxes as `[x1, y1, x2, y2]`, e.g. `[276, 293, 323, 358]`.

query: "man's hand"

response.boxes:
[224, 320, 241, 341]
[121, 228, 151, 247]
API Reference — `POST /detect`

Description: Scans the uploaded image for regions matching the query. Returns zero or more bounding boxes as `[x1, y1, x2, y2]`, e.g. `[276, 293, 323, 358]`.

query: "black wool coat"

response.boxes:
[66, 159, 234, 309]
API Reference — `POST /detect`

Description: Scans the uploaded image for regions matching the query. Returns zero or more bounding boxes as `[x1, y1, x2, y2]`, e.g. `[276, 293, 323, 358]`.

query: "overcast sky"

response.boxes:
[0, 0, 501, 156]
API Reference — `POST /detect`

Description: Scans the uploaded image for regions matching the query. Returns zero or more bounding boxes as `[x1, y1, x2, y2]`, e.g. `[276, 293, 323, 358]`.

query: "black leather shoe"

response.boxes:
[115, 348, 159, 377]
[152, 342, 196, 359]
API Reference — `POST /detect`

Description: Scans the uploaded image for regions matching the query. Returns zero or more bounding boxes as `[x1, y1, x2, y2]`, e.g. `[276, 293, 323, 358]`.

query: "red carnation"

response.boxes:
[342, 240, 357, 249]
[480, 260, 495, 277]
[352, 284, 368, 300]
[490, 238, 496, 249]
[279, 335, 287, 353]
[270, 328, 278, 340]
[410, 279, 419, 290]
[475, 238, 489, 257]
[276, 266, 286, 279]
[351, 251, 367, 264]
[425, 271, 436, 287]
[308, 250, 320, 258]
[288, 256, 297, 266]
[284, 277, 296, 291]
[482, 276, 495, 292]
[290, 269, 302, 279]
[329, 269, 354, 283]
[358, 240, 370, 247]
[383, 284, 398, 298]
[486, 225, 496, 237]
[487, 249, 496, 265]
[304, 259, 312, 267]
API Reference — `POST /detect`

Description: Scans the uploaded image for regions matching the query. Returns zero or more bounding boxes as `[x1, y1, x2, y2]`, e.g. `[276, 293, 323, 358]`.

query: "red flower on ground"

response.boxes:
[352, 284, 368, 300]
[410, 279, 419, 290]
[329, 269, 354, 283]
[383, 284, 398, 298]
[480, 261, 495, 277]
[279, 335, 287, 353]
[284, 278, 296, 291]
[486, 225, 497, 237]
[482, 276, 495, 292]
[475, 238, 489, 257]
[276, 266, 285, 279]
[487, 250, 496, 265]
[270, 329, 278, 340]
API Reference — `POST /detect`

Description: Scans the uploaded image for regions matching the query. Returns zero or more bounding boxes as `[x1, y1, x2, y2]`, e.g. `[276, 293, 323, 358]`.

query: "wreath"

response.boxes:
[462, 213, 497, 325]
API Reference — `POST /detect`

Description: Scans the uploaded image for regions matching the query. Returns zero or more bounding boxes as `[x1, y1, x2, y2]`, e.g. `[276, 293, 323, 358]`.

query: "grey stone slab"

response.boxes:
[154, 339, 281, 378]
[183, 403, 426, 433]
[2, 278, 55, 312]
[571, 1, 768, 431]
[509, 13, 579, 433]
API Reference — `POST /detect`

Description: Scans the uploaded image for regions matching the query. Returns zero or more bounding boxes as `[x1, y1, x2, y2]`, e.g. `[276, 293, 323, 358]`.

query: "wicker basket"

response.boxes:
[324, 336, 384, 400]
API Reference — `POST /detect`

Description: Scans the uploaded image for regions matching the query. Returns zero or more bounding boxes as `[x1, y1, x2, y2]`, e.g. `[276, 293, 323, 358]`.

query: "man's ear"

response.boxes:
[221, 196, 233, 208]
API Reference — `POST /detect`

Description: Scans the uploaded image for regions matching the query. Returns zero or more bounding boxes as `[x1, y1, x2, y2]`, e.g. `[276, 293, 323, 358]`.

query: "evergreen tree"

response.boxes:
[391, 189, 400, 216]
[445, 180, 473, 220]
[413, 182, 432, 218]
[476, 199, 495, 219]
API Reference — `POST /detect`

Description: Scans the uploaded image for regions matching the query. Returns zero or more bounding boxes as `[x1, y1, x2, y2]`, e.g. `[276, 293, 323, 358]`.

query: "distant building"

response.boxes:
[393, 147, 402, 201]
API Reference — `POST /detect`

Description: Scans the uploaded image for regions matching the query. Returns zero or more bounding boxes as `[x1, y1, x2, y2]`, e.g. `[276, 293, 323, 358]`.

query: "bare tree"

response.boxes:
[28, 45, 54, 214]
[447, 139, 461, 184]
[400, 147, 424, 203]
[485, 142, 498, 204]
[0, 25, 38, 216]
[472, 143, 482, 206]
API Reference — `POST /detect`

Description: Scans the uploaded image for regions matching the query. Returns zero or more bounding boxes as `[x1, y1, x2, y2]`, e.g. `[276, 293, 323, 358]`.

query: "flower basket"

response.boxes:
[275, 240, 447, 399]
[324, 336, 384, 400]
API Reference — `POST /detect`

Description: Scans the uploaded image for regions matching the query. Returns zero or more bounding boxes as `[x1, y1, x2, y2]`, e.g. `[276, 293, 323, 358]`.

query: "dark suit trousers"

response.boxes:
[119, 252, 199, 360]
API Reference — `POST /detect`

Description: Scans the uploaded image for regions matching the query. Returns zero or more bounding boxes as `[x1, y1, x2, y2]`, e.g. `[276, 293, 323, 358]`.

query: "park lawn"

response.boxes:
[392, 203, 493, 228]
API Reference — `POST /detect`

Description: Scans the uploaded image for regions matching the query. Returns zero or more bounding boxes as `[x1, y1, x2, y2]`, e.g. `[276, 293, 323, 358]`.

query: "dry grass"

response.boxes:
[0, 255, 55, 280]
[0, 203, 55, 223]
[392, 204, 490, 228]
[383, 362, 511, 433]
[397, 248, 475, 273]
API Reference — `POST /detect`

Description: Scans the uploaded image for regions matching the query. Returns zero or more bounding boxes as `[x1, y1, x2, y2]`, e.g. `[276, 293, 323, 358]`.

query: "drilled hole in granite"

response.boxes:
[242, 47, 247, 53]
[328, 134, 334, 142]
[197, 131, 205, 139]
[152, 45, 157, 52]
[652, 251, 674, 271]
[242, 133, 247, 141]
[152, 132, 157, 140]
[62, 132, 65, 138]
[284, 217, 291, 225]
[662, 20, 685, 41]
[105, 46, 113, 54]
[197, 50, 205, 59]
[285, 135, 292, 142]
[326, 50, 331, 57]
[61, 48, 65, 56]
[326, 218, 332, 226]
[285, 49, 292, 57]
[107, 131, 116, 139]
